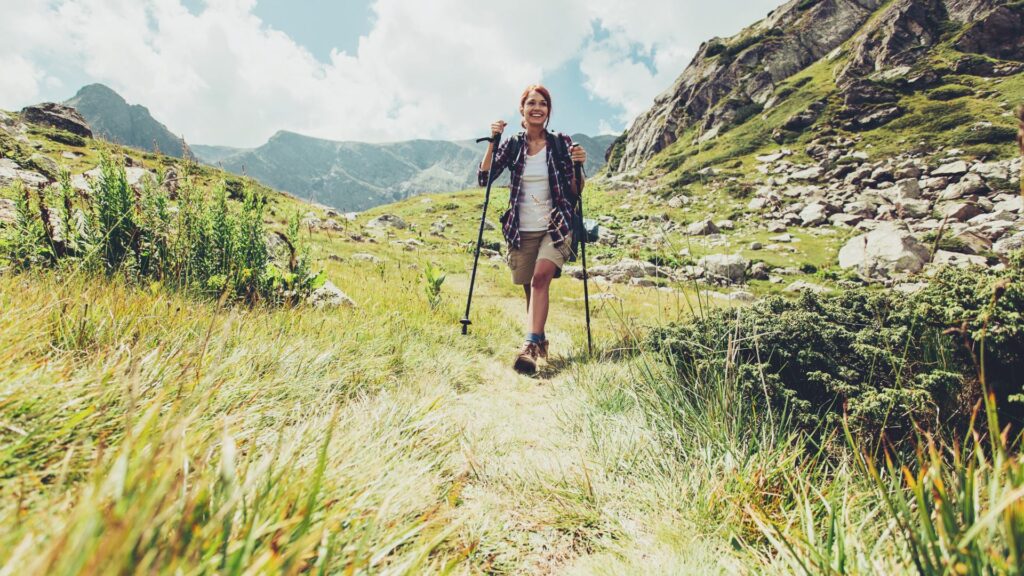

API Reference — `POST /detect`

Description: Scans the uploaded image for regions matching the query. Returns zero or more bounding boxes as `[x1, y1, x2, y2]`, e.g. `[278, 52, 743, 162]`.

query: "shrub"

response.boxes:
[952, 124, 1018, 146]
[647, 255, 1024, 439]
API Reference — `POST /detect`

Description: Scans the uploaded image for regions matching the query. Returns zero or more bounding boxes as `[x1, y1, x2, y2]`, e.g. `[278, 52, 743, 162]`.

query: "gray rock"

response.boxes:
[938, 202, 982, 222]
[698, 253, 749, 283]
[994, 196, 1023, 213]
[351, 253, 383, 263]
[972, 161, 1010, 181]
[667, 195, 691, 208]
[838, 222, 931, 279]
[938, 173, 986, 201]
[686, 219, 719, 235]
[791, 166, 824, 181]
[307, 280, 356, 308]
[749, 261, 770, 280]
[830, 213, 863, 227]
[992, 232, 1024, 256]
[366, 214, 408, 229]
[0, 198, 16, 226]
[932, 160, 968, 177]
[20, 102, 93, 137]
[785, 280, 830, 293]
[896, 198, 932, 219]
[932, 250, 988, 268]
[799, 203, 829, 226]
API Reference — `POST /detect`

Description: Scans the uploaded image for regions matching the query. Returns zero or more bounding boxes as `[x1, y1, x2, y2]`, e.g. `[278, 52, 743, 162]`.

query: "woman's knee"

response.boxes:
[530, 263, 556, 290]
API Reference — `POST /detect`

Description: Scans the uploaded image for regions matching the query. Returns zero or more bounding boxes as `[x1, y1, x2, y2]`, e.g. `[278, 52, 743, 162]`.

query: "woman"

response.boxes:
[478, 84, 587, 374]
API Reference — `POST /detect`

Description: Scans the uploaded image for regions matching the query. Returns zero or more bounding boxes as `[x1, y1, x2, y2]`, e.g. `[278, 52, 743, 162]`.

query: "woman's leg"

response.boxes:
[528, 259, 558, 335]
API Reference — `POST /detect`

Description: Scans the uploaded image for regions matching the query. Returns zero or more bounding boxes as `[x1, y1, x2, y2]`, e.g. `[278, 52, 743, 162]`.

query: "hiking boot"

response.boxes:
[513, 342, 540, 374]
[537, 339, 549, 359]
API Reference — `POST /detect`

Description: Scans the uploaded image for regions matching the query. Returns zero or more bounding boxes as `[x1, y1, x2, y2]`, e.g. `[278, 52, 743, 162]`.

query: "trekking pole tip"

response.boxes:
[459, 318, 471, 335]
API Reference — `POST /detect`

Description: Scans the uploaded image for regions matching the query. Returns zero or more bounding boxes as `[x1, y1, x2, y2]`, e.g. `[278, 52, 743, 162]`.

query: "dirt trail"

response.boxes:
[446, 294, 599, 574]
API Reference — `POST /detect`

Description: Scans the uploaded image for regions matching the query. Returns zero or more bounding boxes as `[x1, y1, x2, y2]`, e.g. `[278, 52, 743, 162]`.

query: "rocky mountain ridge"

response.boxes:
[609, 0, 1023, 173]
[64, 84, 192, 159]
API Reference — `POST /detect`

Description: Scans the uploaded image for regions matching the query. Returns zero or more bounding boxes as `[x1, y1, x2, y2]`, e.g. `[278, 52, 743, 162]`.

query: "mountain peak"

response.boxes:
[63, 84, 191, 159]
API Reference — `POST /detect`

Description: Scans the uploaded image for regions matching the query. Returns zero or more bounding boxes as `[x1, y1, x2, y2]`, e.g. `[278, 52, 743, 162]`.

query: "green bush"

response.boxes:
[1, 151, 322, 305]
[647, 255, 1024, 438]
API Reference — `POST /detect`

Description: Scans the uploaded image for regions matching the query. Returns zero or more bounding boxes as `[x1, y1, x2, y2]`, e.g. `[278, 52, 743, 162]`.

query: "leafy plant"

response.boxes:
[423, 262, 446, 310]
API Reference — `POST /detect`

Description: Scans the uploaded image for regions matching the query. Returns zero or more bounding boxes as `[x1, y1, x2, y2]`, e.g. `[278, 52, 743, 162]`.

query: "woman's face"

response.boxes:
[521, 90, 549, 128]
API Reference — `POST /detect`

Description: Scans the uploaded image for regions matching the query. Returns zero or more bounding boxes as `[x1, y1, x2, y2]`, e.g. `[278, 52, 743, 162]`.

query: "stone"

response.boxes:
[830, 213, 863, 227]
[972, 161, 1010, 181]
[838, 222, 931, 279]
[938, 202, 982, 222]
[750, 241, 763, 250]
[894, 165, 922, 180]
[698, 254, 749, 283]
[0, 198, 16, 226]
[715, 219, 735, 230]
[686, 219, 719, 235]
[366, 214, 408, 229]
[749, 261, 770, 280]
[896, 198, 932, 219]
[799, 203, 829, 226]
[307, 280, 356, 308]
[921, 176, 949, 191]
[756, 151, 786, 163]
[770, 233, 794, 243]
[888, 178, 921, 200]
[791, 166, 824, 181]
[932, 250, 988, 268]
[19, 103, 93, 137]
[993, 232, 1024, 256]
[630, 277, 657, 288]
[667, 195, 690, 208]
[932, 160, 968, 177]
[352, 253, 383, 263]
[938, 173, 986, 201]
[994, 196, 1023, 213]
[578, 258, 659, 281]
[785, 280, 830, 293]
[748, 197, 768, 210]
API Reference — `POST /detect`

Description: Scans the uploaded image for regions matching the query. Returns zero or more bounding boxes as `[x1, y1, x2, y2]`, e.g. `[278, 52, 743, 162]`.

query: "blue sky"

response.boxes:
[1, 0, 781, 147]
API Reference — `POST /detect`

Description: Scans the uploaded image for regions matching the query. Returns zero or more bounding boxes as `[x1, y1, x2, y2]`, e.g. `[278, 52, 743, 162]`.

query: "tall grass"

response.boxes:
[0, 271, 488, 574]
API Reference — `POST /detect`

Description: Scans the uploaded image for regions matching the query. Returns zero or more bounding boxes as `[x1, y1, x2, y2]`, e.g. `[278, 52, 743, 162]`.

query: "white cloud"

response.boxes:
[0, 0, 779, 145]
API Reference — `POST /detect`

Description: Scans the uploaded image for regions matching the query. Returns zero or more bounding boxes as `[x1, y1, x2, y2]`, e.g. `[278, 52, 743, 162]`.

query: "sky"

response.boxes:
[0, 0, 781, 148]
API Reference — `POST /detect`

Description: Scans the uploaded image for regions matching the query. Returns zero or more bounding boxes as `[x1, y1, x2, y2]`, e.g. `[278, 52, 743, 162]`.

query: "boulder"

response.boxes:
[785, 280, 830, 293]
[19, 103, 93, 137]
[932, 160, 968, 177]
[799, 203, 829, 226]
[992, 232, 1024, 256]
[686, 219, 719, 235]
[938, 173, 986, 201]
[938, 202, 982, 222]
[366, 214, 408, 229]
[307, 280, 356, 308]
[896, 198, 932, 219]
[932, 250, 988, 268]
[791, 166, 824, 181]
[698, 254, 749, 284]
[838, 222, 931, 279]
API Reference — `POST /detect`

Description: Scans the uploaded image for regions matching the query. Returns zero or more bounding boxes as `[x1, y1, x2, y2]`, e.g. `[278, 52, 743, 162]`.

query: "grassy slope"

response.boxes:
[1, 122, 759, 573]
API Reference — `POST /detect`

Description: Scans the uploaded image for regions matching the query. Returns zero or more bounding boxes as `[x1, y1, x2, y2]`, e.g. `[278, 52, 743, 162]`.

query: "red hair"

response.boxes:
[520, 84, 552, 129]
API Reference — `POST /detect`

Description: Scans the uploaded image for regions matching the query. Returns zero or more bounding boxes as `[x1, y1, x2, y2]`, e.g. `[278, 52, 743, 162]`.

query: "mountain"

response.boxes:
[194, 131, 617, 212]
[608, 0, 1022, 175]
[64, 84, 192, 158]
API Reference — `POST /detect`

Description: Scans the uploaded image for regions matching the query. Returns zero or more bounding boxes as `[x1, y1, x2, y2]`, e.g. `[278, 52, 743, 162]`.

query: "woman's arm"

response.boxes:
[478, 121, 510, 186]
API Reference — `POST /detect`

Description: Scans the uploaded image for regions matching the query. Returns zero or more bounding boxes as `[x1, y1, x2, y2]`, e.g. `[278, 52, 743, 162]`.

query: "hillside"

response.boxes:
[194, 130, 616, 212]
[64, 83, 192, 159]
[3, 0, 1024, 572]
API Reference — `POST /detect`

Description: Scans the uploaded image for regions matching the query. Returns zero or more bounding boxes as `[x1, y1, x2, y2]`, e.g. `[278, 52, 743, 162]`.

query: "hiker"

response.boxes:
[477, 84, 587, 374]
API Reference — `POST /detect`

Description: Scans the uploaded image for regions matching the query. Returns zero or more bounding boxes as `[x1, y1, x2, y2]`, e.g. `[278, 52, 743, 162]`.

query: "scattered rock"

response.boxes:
[838, 222, 931, 280]
[366, 214, 408, 229]
[785, 280, 830, 293]
[932, 250, 988, 268]
[932, 160, 968, 177]
[307, 280, 356, 308]
[19, 103, 93, 137]
[698, 253, 749, 284]
[0, 198, 16, 226]
[686, 219, 719, 236]
[352, 253, 383, 263]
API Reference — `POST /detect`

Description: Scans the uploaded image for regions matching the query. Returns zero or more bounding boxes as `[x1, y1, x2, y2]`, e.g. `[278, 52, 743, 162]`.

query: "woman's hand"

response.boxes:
[491, 120, 507, 137]
[570, 144, 587, 165]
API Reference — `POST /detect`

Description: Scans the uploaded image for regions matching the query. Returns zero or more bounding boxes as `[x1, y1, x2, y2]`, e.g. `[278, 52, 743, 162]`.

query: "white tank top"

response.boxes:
[518, 145, 551, 232]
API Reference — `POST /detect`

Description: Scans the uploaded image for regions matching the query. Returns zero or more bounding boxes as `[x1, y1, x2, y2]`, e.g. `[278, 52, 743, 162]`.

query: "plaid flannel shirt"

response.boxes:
[477, 131, 578, 250]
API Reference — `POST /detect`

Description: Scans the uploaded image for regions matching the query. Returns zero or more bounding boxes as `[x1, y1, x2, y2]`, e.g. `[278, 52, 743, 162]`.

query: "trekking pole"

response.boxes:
[571, 145, 593, 355]
[461, 132, 502, 335]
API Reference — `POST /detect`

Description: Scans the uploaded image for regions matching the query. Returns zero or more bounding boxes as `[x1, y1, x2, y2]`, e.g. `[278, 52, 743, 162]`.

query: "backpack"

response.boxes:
[508, 133, 599, 263]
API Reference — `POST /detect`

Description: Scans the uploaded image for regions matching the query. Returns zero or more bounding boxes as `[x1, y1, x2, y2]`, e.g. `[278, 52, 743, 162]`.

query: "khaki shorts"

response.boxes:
[507, 230, 573, 285]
